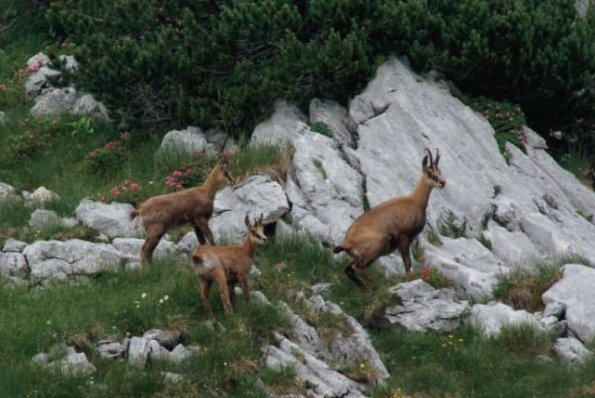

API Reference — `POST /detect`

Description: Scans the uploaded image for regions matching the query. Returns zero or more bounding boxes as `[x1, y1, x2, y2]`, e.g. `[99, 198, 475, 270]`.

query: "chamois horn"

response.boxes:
[424, 148, 441, 167]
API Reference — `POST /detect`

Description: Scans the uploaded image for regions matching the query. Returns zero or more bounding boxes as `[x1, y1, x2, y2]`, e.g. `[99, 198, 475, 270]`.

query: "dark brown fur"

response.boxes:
[132, 159, 233, 270]
[334, 149, 446, 287]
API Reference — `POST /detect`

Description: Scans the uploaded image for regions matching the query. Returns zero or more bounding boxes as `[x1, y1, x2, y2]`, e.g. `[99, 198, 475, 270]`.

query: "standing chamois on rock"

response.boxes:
[333, 149, 446, 287]
[131, 157, 234, 270]
[191, 213, 267, 319]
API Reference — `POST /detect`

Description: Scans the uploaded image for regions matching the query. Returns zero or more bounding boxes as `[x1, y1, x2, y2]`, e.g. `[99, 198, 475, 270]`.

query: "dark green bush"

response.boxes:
[0, 0, 50, 44]
[45, 0, 595, 144]
[414, 1, 595, 124]
[464, 96, 527, 155]
[46, 0, 377, 139]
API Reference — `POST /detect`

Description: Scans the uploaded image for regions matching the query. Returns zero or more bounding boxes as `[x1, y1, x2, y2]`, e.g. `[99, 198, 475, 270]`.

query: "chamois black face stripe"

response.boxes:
[427, 172, 440, 182]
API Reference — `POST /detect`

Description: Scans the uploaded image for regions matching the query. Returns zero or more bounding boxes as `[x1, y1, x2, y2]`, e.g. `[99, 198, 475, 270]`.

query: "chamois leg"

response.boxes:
[338, 248, 368, 287]
[140, 229, 165, 271]
[355, 259, 373, 286]
[194, 218, 215, 245]
[192, 224, 207, 246]
[344, 256, 372, 288]
[398, 238, 413, 276]
[198, 277, 215, 320]
[238, 277, 251, 303]
[228, 280, 237, 308]
[344, 263, 365, 287]
[212, 269, 233, 314]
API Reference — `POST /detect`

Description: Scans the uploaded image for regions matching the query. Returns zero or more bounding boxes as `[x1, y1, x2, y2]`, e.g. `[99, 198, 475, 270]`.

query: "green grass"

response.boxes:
[369, 324, 595, 398]
[3, 207, 595, 397]
[560, 143, 595, 187]
[0, 258, 291, 397]
[2, 11, 595, 398]
[4, 226, 595, 397]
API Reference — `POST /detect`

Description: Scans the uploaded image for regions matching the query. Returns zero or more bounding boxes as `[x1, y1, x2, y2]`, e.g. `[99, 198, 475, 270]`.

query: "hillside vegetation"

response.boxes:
[42, 0, 595, 142]
[1, 1, 595, 397]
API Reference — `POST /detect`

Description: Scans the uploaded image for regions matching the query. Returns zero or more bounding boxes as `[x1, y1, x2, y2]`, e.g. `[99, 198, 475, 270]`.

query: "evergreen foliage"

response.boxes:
[417, 1, 595, 115]
[44, 0, 595, 143]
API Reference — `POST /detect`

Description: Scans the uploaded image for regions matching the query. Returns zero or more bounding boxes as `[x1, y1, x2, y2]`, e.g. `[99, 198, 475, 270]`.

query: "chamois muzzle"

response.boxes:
[256, 234, 268, 245]
[225, 171, 234, 184]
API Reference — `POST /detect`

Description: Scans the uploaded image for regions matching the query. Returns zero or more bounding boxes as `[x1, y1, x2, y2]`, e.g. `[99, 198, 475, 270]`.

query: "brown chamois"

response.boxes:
[333, 149, 446, 287]
[191, 214, 267, 319]
[131, 158, 233, 270]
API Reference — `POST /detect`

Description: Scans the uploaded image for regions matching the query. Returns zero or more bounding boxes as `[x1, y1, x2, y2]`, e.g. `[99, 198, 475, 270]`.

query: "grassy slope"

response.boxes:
[2, 8, 595, 398]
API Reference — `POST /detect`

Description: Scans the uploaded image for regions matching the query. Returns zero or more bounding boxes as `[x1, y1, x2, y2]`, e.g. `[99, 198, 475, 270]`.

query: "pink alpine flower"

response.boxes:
[26, 60, 41, 73]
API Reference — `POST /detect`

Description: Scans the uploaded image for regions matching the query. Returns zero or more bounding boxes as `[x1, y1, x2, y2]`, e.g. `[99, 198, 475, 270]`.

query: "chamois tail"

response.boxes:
[129, 209, 139, 220]
[191, 253, 203, 265]
[332, 245, 347, 254]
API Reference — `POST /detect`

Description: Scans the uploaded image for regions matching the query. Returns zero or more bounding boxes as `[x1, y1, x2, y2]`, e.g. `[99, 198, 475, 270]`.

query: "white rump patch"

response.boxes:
[193, 256, 219, 276]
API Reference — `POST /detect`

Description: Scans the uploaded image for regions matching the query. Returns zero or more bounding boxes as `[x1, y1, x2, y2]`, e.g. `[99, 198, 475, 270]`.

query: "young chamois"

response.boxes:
[191, 214, 267, 319]
[333, 149, 446, 287]
[131, 158, 233, 270]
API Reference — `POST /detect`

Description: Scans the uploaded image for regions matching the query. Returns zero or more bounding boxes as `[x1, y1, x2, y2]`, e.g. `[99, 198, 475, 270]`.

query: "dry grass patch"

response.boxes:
[492, 255, 593, 312]
[230, 145, 294, 183]
[494, 265, 561, 312]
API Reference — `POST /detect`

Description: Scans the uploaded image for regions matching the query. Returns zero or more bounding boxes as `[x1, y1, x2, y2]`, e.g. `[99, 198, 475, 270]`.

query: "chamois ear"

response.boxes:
[244, 214, 250, 227]
[217, 148, 231, 166]
[218, 157, 229, 169]
[422, 154, 429, 170]
[258, 213, 264, 225]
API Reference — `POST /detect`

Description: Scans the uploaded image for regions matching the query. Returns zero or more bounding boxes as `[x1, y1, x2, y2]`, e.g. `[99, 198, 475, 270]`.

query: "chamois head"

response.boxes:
[421, 148, 445, 188]
[212, 157, 234, 187]
[245, 213, 268, 246]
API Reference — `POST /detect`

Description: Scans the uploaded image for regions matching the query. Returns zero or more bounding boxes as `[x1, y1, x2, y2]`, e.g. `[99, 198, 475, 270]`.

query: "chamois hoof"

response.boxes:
[344, 266, 366, 288]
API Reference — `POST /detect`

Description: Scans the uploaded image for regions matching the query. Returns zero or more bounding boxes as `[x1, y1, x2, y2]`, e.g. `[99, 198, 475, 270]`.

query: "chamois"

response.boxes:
[131, 158, 233, 270]
[191, 214, 267, 319]
[333, 149, 446, 287]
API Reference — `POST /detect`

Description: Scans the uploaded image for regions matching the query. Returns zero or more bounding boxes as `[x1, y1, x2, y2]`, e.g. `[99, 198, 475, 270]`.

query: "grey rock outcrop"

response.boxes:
[159, 126, 218, 156]
[288, 294, 389, 384]
[75, 199, 140, 239]
[0, 251, 29, 280]
[210, 174, 290, 242]
[287, 130, 364, 245]
[28, 209, 63, 229]
[33, 345, 96, 376]
[542, 264, 595, 342]
[25, 52, 110, 121]
[128, 336, 152, 368]
[0, 182, 15, 197]
[384, 279, 470, 332]
[263, 332, 367, 398]
[468, 301, 544, 336]
[250, 100, 308, 148]
[24, 239, 126, 283]
[554, 337, 593, 364]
